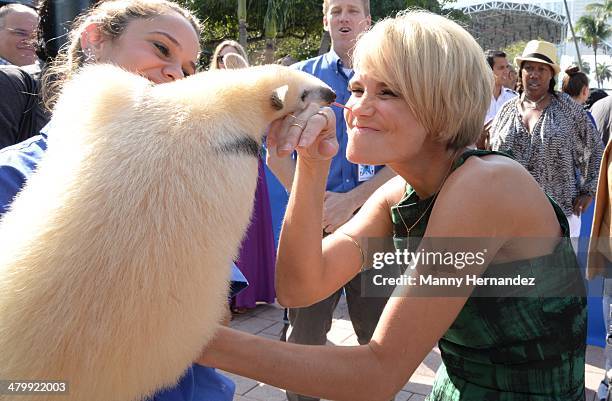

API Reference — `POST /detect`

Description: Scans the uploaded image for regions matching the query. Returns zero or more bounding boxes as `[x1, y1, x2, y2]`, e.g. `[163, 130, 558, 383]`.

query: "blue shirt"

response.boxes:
[0, 131, 47, 215]
[0, 128, 236, 401]
[292, 51, 384, 193]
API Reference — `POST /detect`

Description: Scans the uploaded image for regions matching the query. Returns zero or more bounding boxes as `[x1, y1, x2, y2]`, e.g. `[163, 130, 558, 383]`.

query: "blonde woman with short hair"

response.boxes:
[200, 11, 586, 401]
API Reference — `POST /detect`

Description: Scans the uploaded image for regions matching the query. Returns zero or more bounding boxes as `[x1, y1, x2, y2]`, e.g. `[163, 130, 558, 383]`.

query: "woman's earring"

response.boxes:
[83, 48, 96, 63]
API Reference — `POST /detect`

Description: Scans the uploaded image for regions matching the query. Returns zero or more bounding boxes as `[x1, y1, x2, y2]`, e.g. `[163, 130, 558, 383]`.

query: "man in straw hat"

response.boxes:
[490, 39, 603, 239]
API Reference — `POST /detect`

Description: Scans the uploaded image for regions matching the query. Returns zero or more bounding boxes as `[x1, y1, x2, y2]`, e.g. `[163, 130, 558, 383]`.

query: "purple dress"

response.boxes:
[232, 157, 276, 309]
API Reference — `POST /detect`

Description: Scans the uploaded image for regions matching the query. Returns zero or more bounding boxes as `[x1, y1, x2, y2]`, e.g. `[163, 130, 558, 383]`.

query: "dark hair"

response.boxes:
[485, 50, 506, 69]
[586, 88, 609, 109]
[562, 65, 589, 98]
[516, 61, 556, 95]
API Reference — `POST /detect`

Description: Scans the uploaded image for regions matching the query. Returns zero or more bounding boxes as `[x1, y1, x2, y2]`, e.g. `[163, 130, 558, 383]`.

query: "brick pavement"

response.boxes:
[226, 298, 606, 401]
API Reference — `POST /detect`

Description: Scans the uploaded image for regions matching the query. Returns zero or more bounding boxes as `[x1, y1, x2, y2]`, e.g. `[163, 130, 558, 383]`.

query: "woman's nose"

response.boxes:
[163, 64, 184, 82]
[347, 94, 374, 117]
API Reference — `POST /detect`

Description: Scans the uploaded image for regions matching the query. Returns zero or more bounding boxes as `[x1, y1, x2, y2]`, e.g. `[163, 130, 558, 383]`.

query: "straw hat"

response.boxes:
[515, 40, 560, 75]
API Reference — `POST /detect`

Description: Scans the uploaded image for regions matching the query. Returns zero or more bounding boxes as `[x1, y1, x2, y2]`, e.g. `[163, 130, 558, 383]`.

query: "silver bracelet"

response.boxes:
[338, 231, 366, 271]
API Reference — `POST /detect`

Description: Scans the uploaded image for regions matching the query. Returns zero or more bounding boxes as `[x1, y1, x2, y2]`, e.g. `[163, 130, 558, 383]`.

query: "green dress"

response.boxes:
[390, 149, 586, 401]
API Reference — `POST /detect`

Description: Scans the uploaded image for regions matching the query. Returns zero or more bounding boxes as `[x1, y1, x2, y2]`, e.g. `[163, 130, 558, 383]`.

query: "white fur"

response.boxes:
[0, 64, 333, 401]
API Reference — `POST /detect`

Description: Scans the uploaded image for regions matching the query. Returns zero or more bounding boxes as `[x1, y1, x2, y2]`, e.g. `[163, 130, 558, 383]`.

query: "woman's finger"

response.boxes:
[266, 119, 283, 148]
[276, 114, 306, 156]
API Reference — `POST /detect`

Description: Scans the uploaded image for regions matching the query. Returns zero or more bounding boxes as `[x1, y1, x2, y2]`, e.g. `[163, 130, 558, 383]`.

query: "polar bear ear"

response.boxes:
[270, 84, 288, 110]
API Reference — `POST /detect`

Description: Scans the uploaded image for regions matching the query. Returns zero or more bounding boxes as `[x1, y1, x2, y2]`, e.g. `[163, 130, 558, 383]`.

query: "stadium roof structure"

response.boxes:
[457, 1, 567, 50]
[0, 0, 36, 8]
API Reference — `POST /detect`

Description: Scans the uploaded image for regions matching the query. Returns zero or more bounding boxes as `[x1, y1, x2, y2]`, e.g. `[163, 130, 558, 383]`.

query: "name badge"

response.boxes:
[358, 164, 375, 182]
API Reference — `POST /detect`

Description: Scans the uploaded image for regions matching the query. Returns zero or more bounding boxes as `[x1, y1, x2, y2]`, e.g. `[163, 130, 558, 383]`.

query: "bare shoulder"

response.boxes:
[341, 175, 406, 237]
[429, 153, 559, 237]
[357, 174, 407, 211]
[380, 175, 409, 206]
[452, 153, 530, 190]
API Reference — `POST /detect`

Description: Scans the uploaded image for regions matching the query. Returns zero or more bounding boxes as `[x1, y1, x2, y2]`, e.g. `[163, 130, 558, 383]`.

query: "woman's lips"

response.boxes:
[351, 126, 380, 135]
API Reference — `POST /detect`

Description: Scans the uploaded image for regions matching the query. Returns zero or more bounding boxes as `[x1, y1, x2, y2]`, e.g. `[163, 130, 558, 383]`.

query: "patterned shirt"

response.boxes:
[490, 92, 604, 216]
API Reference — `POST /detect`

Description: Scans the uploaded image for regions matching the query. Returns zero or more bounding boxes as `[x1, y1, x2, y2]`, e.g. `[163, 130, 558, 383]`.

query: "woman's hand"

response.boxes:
[267, 104, 338, 162]
[573, 194, 593, 216]
[322, 191, 356, 234]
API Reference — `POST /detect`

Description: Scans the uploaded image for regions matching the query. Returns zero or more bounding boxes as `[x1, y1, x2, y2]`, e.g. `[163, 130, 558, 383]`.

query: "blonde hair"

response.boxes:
[323, 0, 370, 16]
[42, 0, 201, 110]
[352, 11, 492, 149]
[210, 39, 248, 70]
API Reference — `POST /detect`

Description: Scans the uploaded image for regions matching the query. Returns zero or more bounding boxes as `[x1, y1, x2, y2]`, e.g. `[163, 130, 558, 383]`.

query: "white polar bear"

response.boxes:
[0, 63, 335, 401]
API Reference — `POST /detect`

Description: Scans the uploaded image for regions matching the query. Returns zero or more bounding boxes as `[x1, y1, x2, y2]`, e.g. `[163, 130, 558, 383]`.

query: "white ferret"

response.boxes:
[0, 64, 335, 401]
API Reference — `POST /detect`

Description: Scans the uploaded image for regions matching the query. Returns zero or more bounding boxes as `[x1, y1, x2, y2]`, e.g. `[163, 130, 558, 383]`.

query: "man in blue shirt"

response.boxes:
[266, 1, 395, 400]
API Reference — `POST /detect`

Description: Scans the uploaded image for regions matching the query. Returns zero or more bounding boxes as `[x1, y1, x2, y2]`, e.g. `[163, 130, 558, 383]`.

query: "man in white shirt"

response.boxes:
[485, 50, 517, 124]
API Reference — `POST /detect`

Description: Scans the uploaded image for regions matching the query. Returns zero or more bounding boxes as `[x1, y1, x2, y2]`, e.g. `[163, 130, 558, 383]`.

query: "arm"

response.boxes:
[200, 158, 547, 400]
[201, 293, 472, 401]
[277, 173, 400, 306]
[323, 166, 396, 233]
[265, 140, 296, 191]
[267, 137, 396, 225]
[591, 99, 611, 144]
[268, 102, 399, 307]
[0, 164, 26, 216]
[0, 67, 30, 149]
[573, 108, 605, 213]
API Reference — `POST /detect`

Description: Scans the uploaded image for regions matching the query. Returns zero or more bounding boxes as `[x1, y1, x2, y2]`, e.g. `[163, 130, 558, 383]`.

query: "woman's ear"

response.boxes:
[80, 23, 108, 61]
[582, 85, 590, 101]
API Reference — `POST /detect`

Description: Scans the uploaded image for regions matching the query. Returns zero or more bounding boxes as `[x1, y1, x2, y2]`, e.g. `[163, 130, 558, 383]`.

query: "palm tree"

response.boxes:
[579, 61, 591, 74]
[563, 0, 584, 72]
[597, 62, 612, 86]
[586, 0, 612, 18]
[576, 14, 612, 87]
[263, 0, 298, 64]
[264, 2, 278, 64]
[238, 0, 247, 49]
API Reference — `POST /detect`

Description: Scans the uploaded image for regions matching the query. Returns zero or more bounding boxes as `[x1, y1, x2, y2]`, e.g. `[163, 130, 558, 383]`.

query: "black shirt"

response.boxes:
[0, 64, 50, 149]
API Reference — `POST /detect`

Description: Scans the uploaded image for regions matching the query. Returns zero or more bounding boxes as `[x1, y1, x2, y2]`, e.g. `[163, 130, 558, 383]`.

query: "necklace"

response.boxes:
[521, 92, 548, 110]
[397, 150, 460, 249]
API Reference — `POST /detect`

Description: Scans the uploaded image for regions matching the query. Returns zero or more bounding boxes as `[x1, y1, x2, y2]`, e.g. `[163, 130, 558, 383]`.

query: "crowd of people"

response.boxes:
[0, 0, 610, 400]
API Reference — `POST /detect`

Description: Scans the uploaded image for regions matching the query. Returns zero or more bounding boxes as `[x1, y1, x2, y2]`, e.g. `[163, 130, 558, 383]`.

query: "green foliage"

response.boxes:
[586, 0, 612, 18]
[597, 62, 612, 83]
[178, 0, 454, 67]
[576, 14, 612, 48]
[576, 12, 612, 87]
[502, 40, 530, 67]
[370, 0, 465, 20]
[576, 61, 591, 74]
